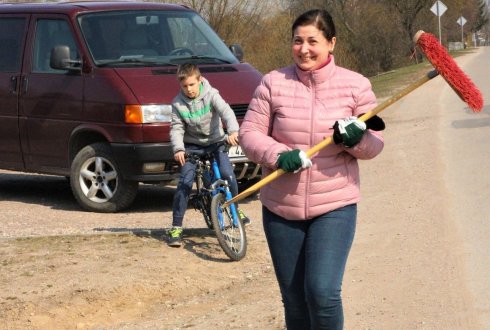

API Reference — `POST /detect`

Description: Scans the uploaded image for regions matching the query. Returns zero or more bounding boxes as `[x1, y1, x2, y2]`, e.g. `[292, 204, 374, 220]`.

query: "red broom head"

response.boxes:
[414, 30, 483, 112]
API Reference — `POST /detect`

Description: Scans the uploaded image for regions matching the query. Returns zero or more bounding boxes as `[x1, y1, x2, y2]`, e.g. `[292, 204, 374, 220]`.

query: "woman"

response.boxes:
[239, 9, 385, 329]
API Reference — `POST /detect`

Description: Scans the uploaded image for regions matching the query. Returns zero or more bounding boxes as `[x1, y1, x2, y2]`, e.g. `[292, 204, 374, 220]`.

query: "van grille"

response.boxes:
[231, 104, 249, 118]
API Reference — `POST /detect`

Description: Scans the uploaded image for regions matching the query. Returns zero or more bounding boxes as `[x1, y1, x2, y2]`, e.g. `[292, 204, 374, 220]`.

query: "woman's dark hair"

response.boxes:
[291, 9, 336, 41]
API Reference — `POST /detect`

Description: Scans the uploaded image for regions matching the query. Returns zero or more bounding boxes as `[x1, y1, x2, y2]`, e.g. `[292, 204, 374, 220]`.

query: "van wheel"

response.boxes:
[70, 143, 138, 213]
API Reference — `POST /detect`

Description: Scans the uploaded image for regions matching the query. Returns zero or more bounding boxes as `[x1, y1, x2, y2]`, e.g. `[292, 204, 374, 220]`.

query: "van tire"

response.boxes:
[70, 143, 138, 213]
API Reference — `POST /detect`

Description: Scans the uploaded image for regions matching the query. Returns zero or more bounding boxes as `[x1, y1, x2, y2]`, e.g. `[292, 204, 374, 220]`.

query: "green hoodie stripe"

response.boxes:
[179, 103, 211, 119]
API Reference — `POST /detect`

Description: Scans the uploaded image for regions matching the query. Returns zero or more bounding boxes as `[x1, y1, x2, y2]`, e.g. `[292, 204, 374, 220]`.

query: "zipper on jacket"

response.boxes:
[305, 72, 315, 219]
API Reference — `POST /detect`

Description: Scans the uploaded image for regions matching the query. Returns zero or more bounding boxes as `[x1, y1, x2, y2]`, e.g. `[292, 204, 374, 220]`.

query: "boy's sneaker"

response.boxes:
[238, 209, 251, 226]
[168, 227, 183, 247]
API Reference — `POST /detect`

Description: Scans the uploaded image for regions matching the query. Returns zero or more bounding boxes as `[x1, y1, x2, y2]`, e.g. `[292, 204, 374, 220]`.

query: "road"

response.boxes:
[440, 47, 490, 327]
[373, 46, 490, 328]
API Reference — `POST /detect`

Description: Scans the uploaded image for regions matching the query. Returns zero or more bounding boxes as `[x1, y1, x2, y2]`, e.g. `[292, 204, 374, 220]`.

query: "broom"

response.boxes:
[223, 31, 483, 207]
[413, 31, 483, 112]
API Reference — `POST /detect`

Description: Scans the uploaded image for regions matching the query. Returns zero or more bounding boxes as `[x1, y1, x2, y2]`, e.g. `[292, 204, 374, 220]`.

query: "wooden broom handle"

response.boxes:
[222, 70, 439, 208]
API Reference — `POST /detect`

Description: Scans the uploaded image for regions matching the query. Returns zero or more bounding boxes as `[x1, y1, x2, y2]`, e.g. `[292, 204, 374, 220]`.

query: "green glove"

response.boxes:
[333, 117, 366, 148]
[277, 149, 312, 173]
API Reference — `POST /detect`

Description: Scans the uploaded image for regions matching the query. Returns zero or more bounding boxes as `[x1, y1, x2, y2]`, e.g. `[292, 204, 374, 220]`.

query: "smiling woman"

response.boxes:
[292, 24, 335, 71]
[239, 8, 385, 329]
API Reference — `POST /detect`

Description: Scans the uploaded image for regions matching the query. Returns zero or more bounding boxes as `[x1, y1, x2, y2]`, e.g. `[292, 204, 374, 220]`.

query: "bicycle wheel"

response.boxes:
[210, 192, 247, 261]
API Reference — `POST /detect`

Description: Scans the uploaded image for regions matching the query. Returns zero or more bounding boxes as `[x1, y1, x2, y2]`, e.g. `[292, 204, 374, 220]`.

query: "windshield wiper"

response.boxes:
[98, 58, 177, 67]
[177, 55, 232, 64]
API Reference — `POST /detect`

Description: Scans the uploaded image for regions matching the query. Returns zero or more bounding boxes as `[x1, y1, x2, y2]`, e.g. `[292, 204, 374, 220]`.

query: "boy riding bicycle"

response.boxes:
[168, 63, 250, 247]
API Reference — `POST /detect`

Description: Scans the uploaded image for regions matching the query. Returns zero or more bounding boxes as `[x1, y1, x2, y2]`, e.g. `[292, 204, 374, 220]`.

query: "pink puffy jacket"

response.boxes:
[239, 56, 384, 220]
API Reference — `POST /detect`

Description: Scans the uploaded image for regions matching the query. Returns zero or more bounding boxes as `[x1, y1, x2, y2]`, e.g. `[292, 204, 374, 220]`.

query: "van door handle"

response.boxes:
[9, 76, 18, 94]
[22, 76, 28, 95]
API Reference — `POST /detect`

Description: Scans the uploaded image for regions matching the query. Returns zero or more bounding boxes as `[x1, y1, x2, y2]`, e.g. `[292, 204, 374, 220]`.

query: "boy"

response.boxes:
[168, 63, 250, 247]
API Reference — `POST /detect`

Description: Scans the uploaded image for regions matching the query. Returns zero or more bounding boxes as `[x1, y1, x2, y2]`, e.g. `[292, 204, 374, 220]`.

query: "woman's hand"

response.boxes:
[277, 149, 312, 173]
[333, 114, 385, 148]
[333, 117, 366, 148]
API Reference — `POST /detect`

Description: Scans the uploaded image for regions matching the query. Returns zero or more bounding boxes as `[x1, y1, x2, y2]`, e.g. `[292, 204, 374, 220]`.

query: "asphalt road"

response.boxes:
[384, 46, 490, 327]
[439, 47, 490, 327]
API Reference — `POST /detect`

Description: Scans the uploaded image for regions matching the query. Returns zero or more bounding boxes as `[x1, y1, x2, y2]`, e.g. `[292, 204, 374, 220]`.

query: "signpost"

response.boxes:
[457, 16, 467, 47]
[431, 0, 447, 43]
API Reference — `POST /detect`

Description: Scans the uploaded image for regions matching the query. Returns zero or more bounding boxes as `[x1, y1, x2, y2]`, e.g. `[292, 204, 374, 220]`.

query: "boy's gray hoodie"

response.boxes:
[170, 77, 239, 154]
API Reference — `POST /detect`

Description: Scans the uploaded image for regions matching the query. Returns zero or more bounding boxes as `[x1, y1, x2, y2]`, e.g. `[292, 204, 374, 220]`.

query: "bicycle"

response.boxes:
[187, 143, 247, 261]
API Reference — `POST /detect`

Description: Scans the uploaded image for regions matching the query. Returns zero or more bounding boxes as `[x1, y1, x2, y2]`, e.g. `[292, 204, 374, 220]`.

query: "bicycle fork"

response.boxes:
[211, 161, 239, 227]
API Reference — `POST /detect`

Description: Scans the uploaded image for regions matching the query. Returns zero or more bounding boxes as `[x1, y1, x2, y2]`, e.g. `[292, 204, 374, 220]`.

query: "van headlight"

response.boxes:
[125, 104, 172, 124]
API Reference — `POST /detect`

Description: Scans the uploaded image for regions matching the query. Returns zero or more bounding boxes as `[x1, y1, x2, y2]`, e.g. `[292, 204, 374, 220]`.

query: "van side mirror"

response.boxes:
[50, 45, 82, 72]
[229, 44, 244, 62]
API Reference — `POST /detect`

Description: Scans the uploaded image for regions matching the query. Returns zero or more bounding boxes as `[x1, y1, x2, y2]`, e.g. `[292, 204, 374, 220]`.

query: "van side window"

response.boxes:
[0, 18, 26, 72]
[32, 19, 79, 73]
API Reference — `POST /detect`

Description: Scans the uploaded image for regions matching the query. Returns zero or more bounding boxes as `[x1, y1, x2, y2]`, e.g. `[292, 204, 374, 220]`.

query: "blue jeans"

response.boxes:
[262, 204, 357, 330]
[172, 143, 238, 227]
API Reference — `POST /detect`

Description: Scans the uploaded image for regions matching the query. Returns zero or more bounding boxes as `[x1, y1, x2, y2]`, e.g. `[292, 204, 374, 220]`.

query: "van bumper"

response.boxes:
[111, 142, 178, 182]
[110, 142, 262, 183]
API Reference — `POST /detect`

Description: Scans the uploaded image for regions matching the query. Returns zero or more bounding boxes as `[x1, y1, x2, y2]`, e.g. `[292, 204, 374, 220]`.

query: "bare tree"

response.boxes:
[471, 0, 489, 32]
[393, 0, 433, 41]
[162, 0, 488, 74]
[245, 10, 296, 73]
[178, 0, 273, 46]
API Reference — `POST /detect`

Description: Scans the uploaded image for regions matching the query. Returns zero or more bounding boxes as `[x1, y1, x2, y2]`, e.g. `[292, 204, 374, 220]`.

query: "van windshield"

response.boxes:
[78, 10, 239, 67]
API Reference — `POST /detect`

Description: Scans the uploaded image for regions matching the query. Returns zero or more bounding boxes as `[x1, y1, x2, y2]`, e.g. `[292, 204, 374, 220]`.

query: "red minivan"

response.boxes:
[0, 1, 262, 212]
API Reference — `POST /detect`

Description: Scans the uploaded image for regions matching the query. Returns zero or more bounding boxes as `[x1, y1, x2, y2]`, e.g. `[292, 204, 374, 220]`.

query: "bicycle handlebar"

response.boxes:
[184, 141, 229, 162]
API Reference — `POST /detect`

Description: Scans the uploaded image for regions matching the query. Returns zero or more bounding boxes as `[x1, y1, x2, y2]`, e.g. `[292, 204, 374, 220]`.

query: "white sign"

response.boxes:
[431, 1, 447, 17]
[431, 1, 447, 43]
[457, 16, 467, 26]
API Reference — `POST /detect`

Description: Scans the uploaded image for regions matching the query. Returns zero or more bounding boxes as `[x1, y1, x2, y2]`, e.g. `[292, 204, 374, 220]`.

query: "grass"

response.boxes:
[369, 62, 432, 100]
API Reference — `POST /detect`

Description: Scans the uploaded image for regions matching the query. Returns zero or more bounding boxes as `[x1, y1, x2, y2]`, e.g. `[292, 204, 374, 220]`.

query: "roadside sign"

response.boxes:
[430, 1, 447, 43]
[431, 1, 447, 16]
[457, 16, 467, 45]
[457, 16, 467, 26]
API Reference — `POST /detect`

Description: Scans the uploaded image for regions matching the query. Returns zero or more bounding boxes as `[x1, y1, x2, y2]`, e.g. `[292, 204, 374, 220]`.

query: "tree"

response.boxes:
[244, 10, 295, 73]
[177, 0, 273, 47]
[285, 0, 409, 74]
[470, 0, 489, 32]
[380, 0, 434, 53]
[164, 0, 487, 75]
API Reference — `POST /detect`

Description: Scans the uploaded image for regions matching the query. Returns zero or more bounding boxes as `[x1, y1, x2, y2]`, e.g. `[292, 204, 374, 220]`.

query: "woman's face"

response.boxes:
[292, 24, 336, 71]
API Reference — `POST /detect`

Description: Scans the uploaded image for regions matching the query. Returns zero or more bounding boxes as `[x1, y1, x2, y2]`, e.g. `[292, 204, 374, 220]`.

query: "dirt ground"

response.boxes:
[0, 51, 486, 330]
[0, 178, 285, 329]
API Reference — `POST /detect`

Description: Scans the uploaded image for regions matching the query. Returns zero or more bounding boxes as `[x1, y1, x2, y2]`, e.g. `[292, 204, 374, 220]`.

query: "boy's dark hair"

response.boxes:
[292, 9, 336, 41]
[176, 63, 201, 81]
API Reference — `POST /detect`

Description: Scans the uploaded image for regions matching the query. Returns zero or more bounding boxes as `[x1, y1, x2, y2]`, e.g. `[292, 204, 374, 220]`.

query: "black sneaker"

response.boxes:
[168, 227, 183, 247]
[238, 209, 251, 226]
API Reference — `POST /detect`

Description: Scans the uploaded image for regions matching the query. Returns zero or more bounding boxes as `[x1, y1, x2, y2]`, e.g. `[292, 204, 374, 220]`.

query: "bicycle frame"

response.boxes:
[188, 145, 239, 228]
[186, 143, 247, 261]
[209, 157, 239, 227]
